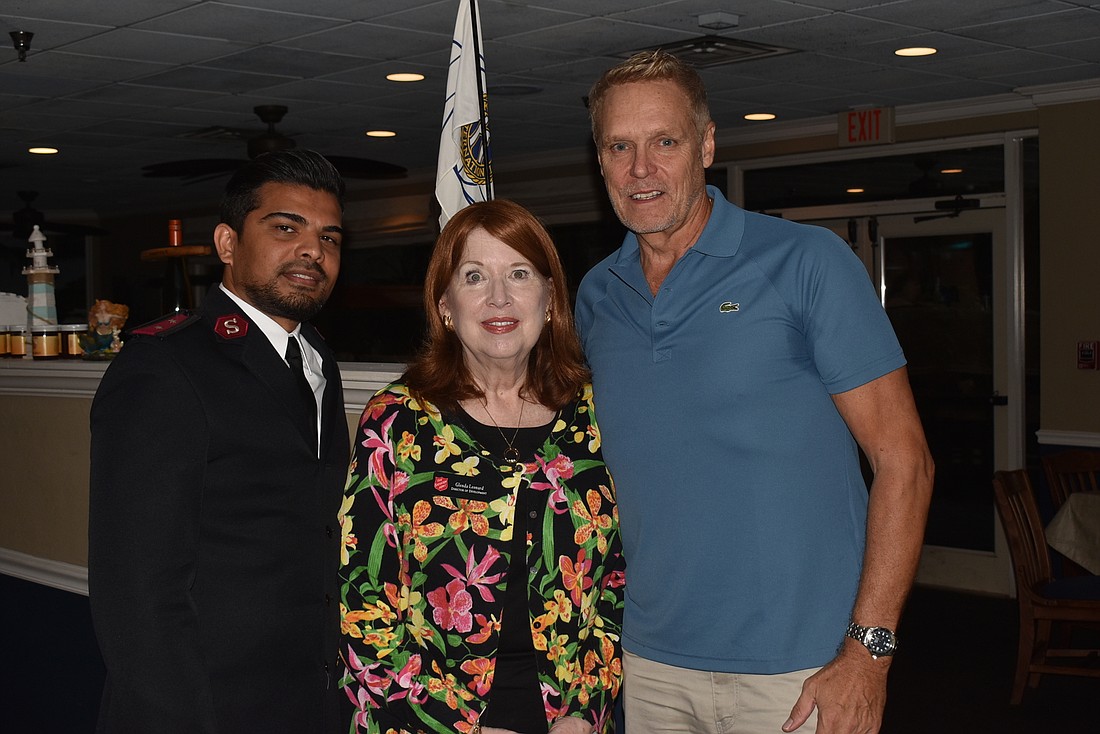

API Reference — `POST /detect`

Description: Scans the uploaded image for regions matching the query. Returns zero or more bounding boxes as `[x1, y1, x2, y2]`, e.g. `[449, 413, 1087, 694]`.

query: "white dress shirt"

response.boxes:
[220, 284, 325, 455]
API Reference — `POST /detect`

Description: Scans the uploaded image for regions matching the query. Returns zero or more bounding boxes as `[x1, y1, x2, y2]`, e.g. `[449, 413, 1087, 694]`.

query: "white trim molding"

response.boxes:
[0, 359, 405, 412]
[0, 547, 88, 596]
[0, 360, 107, 398]
[1036, 430, 1100, 448]
[339, 362, 404, 412]
[1016, 79, 1100, 107]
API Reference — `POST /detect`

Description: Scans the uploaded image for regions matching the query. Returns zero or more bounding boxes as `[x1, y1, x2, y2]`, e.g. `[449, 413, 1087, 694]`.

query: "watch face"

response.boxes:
[865, 627, 896, 655]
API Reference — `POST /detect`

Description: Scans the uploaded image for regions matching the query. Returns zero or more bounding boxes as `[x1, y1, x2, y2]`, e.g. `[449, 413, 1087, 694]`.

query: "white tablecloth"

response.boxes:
[1046, 492, 1100, 575]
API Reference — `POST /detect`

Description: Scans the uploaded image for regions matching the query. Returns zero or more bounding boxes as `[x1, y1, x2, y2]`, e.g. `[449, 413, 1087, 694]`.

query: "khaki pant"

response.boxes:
[623, 650, 819, 734]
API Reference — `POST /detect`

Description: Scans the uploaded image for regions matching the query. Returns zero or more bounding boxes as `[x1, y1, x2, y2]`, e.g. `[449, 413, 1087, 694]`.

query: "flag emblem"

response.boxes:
[436, 0, 492, 228]
[459, 97, 490, 186]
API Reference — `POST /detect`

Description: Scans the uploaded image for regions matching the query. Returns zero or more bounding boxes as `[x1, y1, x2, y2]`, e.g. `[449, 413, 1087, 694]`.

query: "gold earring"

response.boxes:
[544, 309, 551, 324]
[443, 314, 454, 331]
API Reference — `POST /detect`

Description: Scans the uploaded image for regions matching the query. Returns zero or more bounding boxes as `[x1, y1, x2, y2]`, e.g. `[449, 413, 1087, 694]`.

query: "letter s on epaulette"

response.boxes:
[126, 311, 200, 338]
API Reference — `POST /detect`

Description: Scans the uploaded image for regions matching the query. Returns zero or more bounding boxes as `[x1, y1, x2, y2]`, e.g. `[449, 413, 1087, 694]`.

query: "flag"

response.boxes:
[436, 0, 492, 229]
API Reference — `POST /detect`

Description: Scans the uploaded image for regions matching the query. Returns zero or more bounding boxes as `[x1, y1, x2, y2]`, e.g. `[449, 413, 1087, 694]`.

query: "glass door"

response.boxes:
[778, 203, 1016, 594]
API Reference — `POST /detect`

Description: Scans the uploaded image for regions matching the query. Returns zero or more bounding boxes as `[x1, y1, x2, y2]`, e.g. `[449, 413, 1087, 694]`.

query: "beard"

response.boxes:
[609, 179, 707, 236]
[241, 264, 330, 324]
[610, 199, 677, 235]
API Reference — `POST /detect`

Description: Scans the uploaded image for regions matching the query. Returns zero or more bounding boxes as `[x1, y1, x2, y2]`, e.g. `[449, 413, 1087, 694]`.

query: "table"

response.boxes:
[1046, 492, 1100, 575]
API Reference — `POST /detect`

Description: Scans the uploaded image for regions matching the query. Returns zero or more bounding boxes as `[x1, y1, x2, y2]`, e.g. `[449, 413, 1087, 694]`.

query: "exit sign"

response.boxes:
[839, 107, 895, 147]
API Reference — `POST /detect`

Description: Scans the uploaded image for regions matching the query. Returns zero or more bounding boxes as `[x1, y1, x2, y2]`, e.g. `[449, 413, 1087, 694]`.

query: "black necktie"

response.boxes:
[285, 336, 317, 440]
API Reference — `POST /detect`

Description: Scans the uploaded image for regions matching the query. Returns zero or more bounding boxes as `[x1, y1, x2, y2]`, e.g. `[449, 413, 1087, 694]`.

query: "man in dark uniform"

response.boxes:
[89, 149, 351, 733]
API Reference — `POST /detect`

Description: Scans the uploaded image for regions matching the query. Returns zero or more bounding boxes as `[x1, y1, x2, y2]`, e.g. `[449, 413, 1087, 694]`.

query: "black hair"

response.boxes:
[219, 149, 345, 232]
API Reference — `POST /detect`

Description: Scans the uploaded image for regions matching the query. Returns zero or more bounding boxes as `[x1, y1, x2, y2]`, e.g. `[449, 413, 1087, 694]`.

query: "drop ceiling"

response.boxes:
[1, 0, 1098, 223]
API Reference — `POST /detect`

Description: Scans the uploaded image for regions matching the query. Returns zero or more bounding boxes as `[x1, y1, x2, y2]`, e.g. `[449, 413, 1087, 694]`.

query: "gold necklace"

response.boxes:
[480, 397, 524, 465]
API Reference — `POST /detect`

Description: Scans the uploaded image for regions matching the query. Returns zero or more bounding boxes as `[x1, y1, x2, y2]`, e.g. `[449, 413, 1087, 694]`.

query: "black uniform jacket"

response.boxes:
[89, 286, 350, 734]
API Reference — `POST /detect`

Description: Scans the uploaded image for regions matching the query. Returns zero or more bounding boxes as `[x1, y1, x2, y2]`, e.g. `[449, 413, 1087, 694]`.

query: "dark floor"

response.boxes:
[0, 573, 1095, 733]
[1, 574, 105, 732]
[882, 585, 1097, 733]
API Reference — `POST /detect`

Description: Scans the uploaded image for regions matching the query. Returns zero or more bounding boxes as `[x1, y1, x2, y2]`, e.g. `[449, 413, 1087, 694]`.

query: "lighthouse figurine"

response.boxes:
[22, 224, 60, 326]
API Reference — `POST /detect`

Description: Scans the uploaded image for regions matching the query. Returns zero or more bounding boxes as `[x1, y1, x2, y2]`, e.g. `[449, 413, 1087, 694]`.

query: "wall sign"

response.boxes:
[839, 107, 895, 147]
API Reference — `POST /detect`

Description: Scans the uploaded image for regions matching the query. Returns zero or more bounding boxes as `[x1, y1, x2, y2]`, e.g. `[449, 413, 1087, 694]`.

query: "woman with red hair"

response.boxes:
[338, 200, 624, 734]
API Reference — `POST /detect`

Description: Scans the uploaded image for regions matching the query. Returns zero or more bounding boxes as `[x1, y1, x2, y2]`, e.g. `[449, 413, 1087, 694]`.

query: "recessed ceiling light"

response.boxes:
[940, 168, 963, 174]
[28, 146, 58, 154]
[365, 130, 396, 138]
[847, 188, 865, 194]
[895, 47, 937, 57]
[386, 72, 424, 82]
[744, 113, 776, 121]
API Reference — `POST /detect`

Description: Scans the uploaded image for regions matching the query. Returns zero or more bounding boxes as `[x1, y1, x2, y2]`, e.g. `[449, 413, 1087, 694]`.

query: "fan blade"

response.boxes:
[142, 159, 245, 179]
[324, 155, 406, 180]
[12, 202, 44, 238]
[40, 221, 111, 237]
[6, 190, 110, 239]
[3, 219, 109, 238]
[142, 154, 405, 182]
[934, 195, 980, 211]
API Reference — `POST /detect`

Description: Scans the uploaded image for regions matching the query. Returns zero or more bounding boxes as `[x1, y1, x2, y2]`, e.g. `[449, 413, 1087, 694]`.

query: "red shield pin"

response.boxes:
[215, 315, 248, 339]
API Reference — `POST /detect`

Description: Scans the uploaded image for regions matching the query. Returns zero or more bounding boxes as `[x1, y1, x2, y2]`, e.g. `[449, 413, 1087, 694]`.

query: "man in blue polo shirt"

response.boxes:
[575, 51, 934, 734]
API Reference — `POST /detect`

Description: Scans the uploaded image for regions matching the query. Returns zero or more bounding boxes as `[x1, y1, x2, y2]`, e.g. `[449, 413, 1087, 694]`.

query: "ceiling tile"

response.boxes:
[1035, 37, 1100, 62]
[854, 0, 1073, 29]
[136, 67, 298, 95]
[952, 7, 1100, 45]
[0, 14, 112, 51]
[276, 22, 444, 61]
[204, 46, 370, 78]
[132, 3, 346, 44]
[4, 51, 171, 82]
[1, 0, 196, 26]
[58, 28, 249, 65]
[0, 70, 102, 98]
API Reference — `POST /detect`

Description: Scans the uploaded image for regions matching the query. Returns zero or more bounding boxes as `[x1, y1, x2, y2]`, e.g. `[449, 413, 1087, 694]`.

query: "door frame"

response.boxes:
[728, 132, 1034, 595]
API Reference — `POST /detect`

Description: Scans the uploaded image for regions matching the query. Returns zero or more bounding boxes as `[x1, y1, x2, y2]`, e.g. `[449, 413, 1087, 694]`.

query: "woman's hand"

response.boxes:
[479, 718, 593, 734]
[548, 716, 595, 734]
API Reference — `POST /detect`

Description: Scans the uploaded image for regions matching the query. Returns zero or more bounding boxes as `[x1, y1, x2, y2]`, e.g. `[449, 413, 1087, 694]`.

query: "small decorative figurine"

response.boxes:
[79, 299, 129, 357]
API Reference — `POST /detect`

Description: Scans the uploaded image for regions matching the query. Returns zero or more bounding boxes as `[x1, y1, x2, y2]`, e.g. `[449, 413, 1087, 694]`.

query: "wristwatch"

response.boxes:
[845, 621, 898, 659]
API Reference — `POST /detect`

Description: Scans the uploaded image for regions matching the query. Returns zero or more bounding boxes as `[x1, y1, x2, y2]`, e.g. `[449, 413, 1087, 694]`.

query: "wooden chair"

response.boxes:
[991, 469, 1100, 704]
[1042, 450, 1100, 510]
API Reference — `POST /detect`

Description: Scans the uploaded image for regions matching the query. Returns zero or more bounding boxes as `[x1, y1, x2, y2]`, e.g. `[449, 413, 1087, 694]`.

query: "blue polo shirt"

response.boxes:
[575, 188, 905, 673]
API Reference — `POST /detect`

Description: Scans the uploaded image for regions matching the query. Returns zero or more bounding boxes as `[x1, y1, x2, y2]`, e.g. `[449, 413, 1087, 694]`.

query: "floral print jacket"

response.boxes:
[338, 382, 625, 734]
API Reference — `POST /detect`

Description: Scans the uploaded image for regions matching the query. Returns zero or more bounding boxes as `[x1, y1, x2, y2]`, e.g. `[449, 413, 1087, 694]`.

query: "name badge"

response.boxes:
[433, 474, 490, 499]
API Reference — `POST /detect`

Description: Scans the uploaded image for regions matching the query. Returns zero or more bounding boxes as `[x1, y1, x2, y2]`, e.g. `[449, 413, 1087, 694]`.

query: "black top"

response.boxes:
[458, 408, 555, 734]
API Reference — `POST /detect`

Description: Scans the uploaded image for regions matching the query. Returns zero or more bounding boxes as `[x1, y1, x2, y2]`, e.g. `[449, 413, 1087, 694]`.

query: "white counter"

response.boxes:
[0, 358, 404, 411]
[0, 358, 405, 594]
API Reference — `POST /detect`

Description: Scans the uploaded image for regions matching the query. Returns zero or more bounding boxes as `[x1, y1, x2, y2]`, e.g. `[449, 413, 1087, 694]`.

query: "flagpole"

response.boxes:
[466, 0, 493, 200]
[436, 0, 493, 227]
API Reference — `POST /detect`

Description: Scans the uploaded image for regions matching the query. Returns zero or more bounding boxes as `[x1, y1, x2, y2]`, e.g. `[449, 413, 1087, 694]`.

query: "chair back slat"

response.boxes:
[1042, 450, 1100, 509]
[992, 469, 1054, 598]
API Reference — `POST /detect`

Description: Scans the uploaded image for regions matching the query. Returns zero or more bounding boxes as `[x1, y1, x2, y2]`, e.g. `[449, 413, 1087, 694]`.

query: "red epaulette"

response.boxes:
[126, 311, 200, 338]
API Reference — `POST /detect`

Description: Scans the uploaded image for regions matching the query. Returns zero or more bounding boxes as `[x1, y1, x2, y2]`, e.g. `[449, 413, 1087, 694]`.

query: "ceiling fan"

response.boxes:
[914, 194, 981, 223]
[141, 105, 407, 182]
[907, 157, 945, 198]
[3, 190, 110, 240]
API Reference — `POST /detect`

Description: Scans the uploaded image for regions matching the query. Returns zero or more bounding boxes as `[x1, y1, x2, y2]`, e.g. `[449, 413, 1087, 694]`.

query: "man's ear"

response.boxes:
[213, 223, 236, 266]
[594, 143, 606, 178]
[701, 121, 716, 169]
